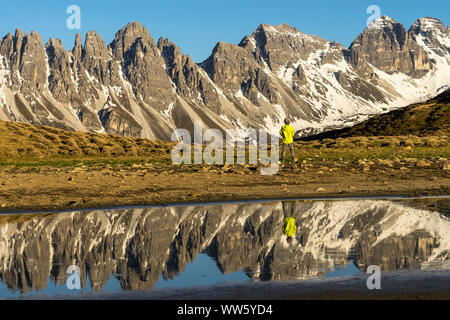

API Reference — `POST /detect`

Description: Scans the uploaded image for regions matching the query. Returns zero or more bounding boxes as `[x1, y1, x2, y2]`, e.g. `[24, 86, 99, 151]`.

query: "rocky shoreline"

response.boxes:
[0, 159, 448, 213]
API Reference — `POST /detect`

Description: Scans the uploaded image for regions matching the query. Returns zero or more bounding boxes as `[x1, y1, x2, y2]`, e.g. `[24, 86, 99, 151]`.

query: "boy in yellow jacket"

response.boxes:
[280, 118, 296, 162]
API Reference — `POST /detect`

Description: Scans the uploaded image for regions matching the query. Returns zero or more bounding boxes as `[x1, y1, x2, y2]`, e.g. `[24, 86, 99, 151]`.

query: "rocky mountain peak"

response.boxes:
[237, 35, 254, 48]
[12, 29, 48, 93]
[361, 16, 407, 47]
[212, 41, 231, 53]
[408, 17, 449, 57]
[13, 28, 23, 41]
[72, 33, 83, 59]
[107, 22, 175, 110]
[109, 21, 153, 60]
[157, 37, 181, 57]
[350, 16, 431, 77]
[46, 37, 63, 48]
[247, 23, 328, 71]
[28, 30, 41, 39]
[45, 37, 77, 105]
[257, 23, 302, 35]
[2, 32, 12, 41]
[249, 23, 311, 51]
[0, 33, 13, 60]
[410, 17, 448, 33]
[366, 15, 399, 30]
[121, 21, 148, 35]
[157, 37, 221, 109]
[83, 31, 109, 59]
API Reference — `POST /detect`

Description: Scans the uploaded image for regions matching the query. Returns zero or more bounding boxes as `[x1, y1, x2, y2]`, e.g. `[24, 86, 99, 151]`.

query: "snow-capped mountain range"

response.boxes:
[0, 16, 448, 140]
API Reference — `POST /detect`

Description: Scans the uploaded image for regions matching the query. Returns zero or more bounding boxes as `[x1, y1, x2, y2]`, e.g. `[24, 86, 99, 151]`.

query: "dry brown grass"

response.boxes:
[0, 120, 175, 161]
[0, 120, 448, 168]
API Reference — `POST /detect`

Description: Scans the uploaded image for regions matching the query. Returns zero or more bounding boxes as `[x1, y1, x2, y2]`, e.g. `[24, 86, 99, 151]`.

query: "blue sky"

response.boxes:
[1, 0, 449, 62]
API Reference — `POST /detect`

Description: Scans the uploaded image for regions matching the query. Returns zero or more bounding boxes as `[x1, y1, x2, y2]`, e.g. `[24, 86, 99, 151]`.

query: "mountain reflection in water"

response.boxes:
[0, 198, 449, 296]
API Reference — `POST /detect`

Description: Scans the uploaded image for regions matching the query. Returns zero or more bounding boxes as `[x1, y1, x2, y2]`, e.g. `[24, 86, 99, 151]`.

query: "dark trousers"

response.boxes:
[281, 143, 295, 160]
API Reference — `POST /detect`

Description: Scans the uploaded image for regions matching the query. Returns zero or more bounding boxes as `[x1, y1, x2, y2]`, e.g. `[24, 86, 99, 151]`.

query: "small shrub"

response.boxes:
[69, 148, 83, 156]
[82, 147, 98, 156]
[28, 149, 43, 158]
[424, 137, 440, 147]
[400, 139, 415, 147]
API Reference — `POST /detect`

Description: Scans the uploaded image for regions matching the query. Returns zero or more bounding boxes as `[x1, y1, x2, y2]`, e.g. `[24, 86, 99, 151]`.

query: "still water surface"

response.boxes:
[0, 197, 448, 298]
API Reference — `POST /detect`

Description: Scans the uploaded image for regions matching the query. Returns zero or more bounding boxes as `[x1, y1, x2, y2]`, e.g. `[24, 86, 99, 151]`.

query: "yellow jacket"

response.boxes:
[282, 217, 297, 237]
[280, 124, 295, 144]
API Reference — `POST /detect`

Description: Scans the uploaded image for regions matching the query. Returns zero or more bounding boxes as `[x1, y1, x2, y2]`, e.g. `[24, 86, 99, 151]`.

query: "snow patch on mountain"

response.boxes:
[367, 16, 397, 30]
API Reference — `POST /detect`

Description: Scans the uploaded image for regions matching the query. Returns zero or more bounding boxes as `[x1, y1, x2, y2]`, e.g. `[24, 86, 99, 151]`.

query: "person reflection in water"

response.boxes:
[283, 216, 297, 243]
[282, 201, 298, 244]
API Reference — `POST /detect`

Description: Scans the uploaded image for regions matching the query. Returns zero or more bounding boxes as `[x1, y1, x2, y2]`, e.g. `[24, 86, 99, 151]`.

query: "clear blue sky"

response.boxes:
[1, 0, 449, 63]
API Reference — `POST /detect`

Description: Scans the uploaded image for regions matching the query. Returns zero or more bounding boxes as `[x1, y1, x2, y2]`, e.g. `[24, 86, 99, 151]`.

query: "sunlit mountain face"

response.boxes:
[0, 17, 449, 140]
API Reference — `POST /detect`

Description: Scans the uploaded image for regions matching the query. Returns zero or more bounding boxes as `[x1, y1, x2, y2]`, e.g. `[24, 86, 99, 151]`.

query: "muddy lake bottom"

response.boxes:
[0, 195, 449, 299]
